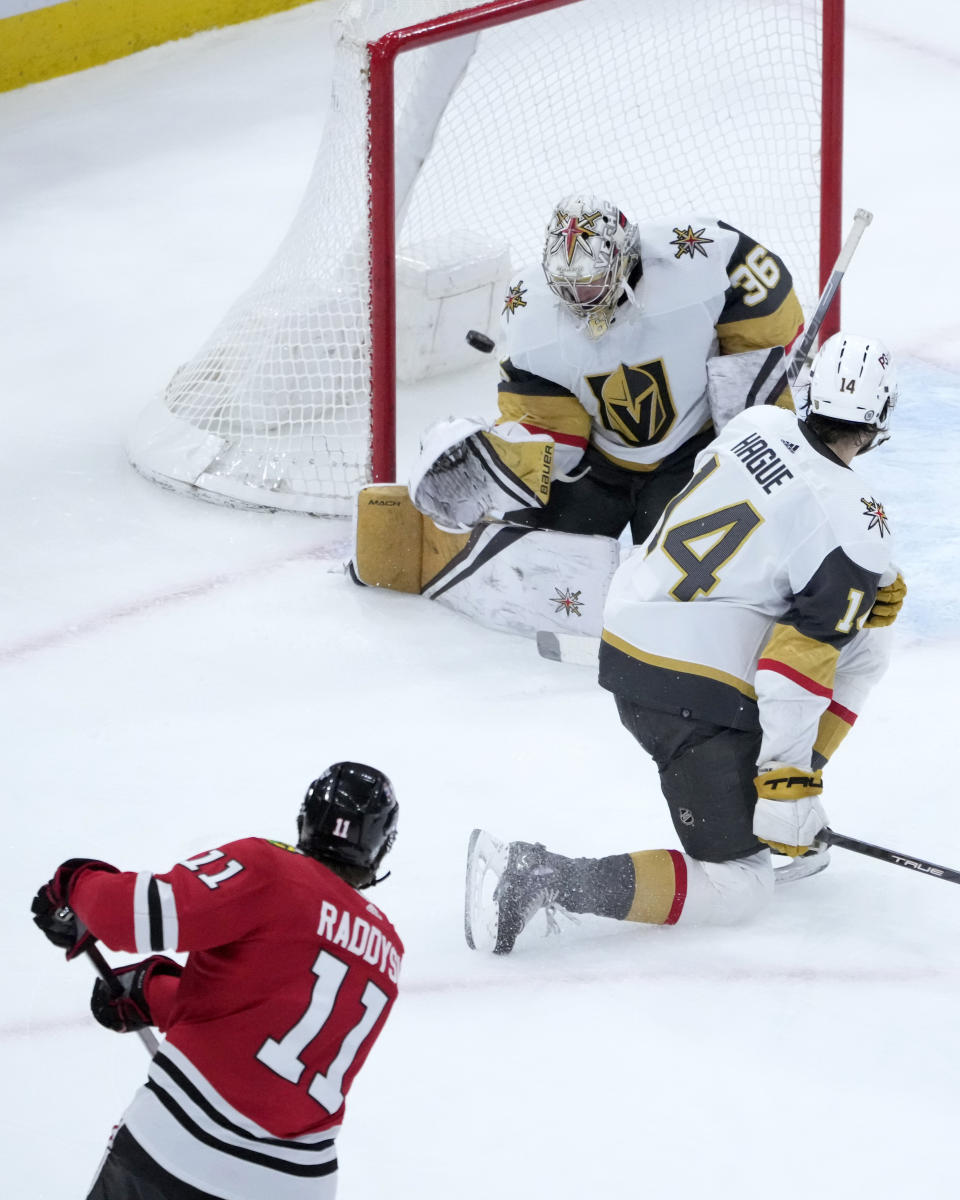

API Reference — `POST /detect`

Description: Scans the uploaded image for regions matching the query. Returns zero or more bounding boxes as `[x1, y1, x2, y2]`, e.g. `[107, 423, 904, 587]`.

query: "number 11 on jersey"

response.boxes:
[256, 949, 388, 1113]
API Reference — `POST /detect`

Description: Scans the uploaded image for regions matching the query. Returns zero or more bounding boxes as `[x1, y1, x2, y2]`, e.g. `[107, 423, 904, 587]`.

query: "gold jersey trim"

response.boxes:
[716, 289, 805, 356]
[813, 708, 854, 764]
[496, 390, 590, 442]
[760, 622, 840, 690]
[600, 629, 757, 699]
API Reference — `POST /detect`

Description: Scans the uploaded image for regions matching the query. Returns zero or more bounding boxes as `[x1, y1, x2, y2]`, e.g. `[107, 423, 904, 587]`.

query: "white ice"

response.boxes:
[2, 2, 960, 1197]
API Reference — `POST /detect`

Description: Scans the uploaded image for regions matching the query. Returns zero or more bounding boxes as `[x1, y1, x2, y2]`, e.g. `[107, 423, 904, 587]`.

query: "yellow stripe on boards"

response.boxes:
[0, 0, 318, 93]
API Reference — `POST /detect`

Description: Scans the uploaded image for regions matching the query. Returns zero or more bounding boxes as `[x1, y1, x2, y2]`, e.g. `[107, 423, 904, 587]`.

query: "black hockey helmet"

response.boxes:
[297, 762, 398, 886]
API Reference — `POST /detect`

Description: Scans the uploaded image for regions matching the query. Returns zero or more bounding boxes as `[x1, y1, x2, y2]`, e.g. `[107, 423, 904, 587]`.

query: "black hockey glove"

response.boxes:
[91, 956, 183, 1033]
[30, 858, 119, 959]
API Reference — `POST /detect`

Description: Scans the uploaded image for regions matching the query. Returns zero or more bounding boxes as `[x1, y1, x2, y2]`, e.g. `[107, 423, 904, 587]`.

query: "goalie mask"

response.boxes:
[298, 762, 398, 885]
[806, 333, 897, 449]
[541, 195, 639, 335]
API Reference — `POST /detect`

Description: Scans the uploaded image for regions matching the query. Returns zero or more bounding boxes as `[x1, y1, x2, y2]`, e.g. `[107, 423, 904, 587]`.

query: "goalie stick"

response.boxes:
[745, 208, 874, 404]
[536, 629, 599, 665]
[786, 207, 874, 383]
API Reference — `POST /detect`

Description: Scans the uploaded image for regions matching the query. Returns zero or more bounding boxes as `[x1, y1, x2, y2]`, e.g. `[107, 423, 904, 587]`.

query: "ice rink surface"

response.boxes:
[2, 2, 960, 1196]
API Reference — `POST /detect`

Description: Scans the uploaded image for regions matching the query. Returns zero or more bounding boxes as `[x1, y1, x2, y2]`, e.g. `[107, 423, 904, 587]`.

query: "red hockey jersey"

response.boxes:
[71, 838, 403, 1199]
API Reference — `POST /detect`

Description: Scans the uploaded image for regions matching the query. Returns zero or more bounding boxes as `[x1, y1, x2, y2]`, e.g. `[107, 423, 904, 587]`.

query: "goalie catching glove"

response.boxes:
[753, 764, 826, 857]
[90, 955, 183, 1033]
[409, 416, 554, 533]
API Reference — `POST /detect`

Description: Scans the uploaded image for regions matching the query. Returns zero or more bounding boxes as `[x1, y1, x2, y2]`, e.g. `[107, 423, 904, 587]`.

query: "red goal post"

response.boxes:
[128, 0, 845, 516]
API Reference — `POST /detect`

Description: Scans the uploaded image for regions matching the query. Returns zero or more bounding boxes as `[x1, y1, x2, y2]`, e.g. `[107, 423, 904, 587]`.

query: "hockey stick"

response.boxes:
[784, 208, 874, 383]
[742, 208, 874, 406]
[820, 828, 960, 884]
[83, 938, 160, 1055]
[536, 629, 599, 665]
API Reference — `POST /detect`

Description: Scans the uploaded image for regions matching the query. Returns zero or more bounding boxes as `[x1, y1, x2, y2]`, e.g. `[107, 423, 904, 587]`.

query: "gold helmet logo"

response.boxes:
[586, 360, 677, 446]
[546, 208, 603, 264]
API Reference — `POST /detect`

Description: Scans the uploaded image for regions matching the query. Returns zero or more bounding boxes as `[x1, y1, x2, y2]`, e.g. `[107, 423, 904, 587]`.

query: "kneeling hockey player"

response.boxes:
[467, 333, 906, 953]
[31, 762, 403, 1199]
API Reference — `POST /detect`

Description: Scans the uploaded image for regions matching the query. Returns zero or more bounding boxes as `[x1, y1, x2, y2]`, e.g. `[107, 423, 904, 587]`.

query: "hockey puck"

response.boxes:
[465, 329, 495, 354]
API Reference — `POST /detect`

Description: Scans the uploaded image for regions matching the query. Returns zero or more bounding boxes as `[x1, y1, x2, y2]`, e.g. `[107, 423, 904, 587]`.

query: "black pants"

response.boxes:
[615, 698, 764, 862]
[505, 427, 715, 544]
[87, 1126, 216, 1200]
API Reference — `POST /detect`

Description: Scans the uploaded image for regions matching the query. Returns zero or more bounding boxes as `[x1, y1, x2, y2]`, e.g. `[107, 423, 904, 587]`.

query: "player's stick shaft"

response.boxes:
[83, 939, 160, 1055]
[820, 828, 960, 885]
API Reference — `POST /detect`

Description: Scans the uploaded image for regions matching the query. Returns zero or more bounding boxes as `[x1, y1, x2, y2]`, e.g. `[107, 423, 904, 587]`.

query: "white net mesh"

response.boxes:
[128, 0, 827, 516]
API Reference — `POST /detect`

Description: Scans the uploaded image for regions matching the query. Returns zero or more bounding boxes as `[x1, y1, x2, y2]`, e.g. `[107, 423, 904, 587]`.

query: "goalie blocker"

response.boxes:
[351, 485, 619, 640]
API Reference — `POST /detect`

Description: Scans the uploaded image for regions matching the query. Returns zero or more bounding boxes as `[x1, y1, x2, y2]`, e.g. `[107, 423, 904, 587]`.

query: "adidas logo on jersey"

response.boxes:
[780, 439, 799, 453]
[730, 431, 795, 494]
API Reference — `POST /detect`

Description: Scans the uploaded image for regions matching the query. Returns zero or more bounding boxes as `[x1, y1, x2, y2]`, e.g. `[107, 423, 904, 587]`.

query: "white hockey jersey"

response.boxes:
[599, 406, 897, 770]
[496, 217, 803, 474]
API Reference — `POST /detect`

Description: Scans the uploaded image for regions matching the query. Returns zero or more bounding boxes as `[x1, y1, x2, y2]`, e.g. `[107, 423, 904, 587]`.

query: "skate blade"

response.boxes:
[774, 846, 831, 885]
[464, 828, 508, 952]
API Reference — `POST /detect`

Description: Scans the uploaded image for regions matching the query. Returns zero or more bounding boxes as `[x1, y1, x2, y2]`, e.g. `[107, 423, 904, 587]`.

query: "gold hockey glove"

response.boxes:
[753, 766, 826, 857]
[864, 572, 906, 628]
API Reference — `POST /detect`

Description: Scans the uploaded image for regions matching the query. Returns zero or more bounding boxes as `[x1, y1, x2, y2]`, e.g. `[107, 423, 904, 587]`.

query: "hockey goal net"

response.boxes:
[127, 0, 843, 517]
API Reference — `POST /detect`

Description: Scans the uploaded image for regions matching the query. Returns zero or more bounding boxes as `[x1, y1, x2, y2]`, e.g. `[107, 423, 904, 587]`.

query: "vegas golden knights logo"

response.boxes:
[585, 359, 677, 446]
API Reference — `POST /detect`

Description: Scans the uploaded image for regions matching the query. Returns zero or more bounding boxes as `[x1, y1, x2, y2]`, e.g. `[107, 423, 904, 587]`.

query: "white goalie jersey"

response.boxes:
[496, 216, 803, 475]
[599, 405, 897, 770]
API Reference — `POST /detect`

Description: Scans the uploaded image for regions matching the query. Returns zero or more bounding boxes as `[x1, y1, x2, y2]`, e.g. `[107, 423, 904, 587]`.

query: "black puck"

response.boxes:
[465, 329, 495, 353]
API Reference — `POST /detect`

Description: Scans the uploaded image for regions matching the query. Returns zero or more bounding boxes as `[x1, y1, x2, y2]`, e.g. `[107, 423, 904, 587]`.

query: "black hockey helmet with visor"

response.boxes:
[298, 761, 398, 883]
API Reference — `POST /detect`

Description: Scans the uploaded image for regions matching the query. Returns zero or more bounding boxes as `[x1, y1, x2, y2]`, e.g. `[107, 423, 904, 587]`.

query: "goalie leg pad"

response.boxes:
[353, 484, 469, 592]
[353, 486, 619, 639]
[422, 523, 619, 639]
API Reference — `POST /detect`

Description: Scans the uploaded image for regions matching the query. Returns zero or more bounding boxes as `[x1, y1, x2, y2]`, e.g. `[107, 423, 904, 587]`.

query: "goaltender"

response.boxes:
[352, 194, 803, 640]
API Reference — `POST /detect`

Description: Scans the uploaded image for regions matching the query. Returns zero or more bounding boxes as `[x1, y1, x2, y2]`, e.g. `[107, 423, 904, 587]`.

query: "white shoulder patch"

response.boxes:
[638, 216, 739, 267]
[829, 485, 894, 573]
[634, 216, 736, 316]
[499, 268, 566, 363]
